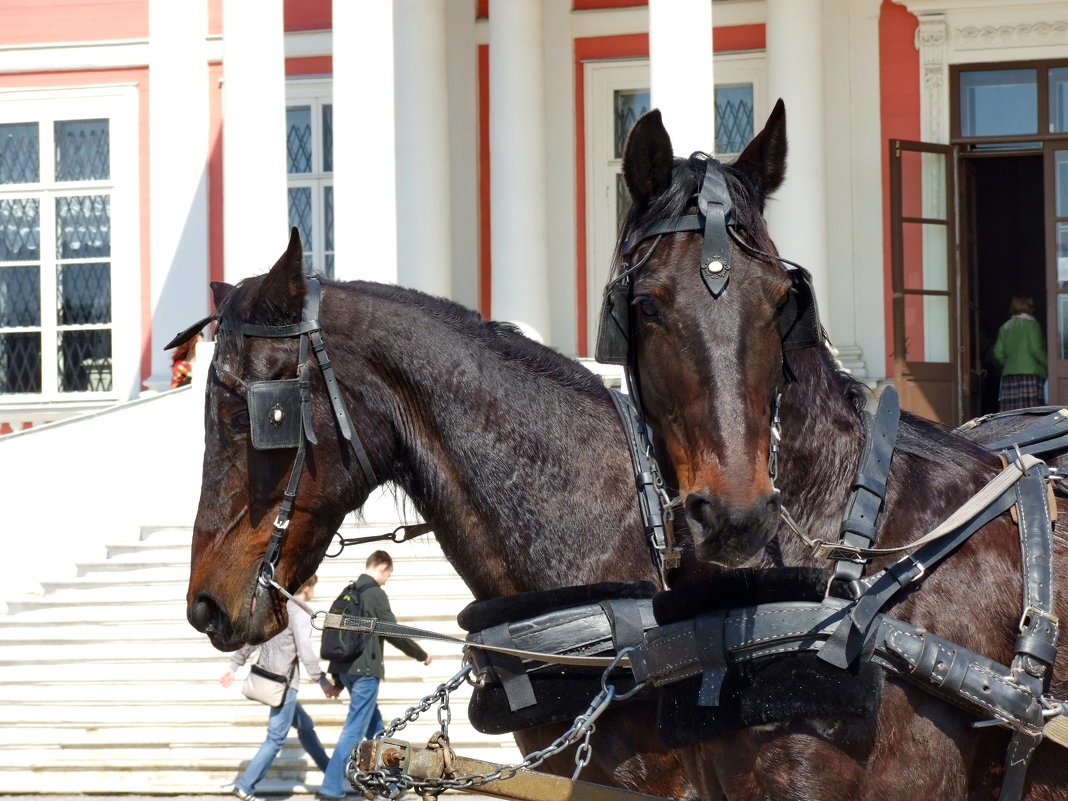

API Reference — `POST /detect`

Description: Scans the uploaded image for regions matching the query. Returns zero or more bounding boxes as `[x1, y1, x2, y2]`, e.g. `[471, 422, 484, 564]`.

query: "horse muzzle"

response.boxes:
[187, 583, 282, 651]
[684, 490, 781, 567]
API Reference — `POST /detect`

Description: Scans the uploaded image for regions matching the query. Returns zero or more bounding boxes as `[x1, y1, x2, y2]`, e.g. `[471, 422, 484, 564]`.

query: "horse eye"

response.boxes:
[231, 409, 250, 433]
[633, 296, 661, 323]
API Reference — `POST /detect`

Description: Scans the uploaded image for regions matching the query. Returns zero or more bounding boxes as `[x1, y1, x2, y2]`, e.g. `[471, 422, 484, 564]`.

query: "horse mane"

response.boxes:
[218, 274, 610, 400]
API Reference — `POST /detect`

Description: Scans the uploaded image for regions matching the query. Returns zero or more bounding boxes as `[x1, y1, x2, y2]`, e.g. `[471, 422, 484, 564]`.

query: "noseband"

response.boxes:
[212, 278, 378, 588]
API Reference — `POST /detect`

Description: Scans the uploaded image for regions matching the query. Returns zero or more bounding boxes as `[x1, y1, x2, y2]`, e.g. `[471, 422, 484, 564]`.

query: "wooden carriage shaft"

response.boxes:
[356, 739, 672, 801]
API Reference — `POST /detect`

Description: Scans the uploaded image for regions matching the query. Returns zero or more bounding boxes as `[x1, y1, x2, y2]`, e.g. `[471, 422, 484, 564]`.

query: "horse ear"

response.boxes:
[210, 281, 234, 311]
[255, 228, 307, 314]
[623, 109, 674, 204]
[732, 98, 787, 202]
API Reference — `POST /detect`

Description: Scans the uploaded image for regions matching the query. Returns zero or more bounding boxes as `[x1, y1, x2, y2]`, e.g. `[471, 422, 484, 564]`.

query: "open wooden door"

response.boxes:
[890, 139, 961, 424]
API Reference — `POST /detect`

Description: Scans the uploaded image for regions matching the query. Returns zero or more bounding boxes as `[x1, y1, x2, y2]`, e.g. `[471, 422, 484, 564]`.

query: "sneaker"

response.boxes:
[232, 787, 262, 801]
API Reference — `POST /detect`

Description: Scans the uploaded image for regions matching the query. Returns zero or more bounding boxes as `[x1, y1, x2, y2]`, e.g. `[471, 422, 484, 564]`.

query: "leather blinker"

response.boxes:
[248, 378, 303, 450]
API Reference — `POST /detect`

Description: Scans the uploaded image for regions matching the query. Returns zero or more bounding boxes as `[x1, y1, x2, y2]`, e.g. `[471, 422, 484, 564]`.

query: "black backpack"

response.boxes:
[320, 581, 371, 663]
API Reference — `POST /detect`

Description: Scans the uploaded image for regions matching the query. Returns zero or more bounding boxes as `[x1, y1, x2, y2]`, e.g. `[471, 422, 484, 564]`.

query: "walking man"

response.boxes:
[318, 550, 432, 800]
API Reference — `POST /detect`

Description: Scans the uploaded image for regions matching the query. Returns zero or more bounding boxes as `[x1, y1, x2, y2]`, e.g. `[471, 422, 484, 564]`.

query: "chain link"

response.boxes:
[347, 660, 636, 799]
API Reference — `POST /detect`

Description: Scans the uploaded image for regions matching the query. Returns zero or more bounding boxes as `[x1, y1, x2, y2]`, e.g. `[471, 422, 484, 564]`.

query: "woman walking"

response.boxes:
[220, 575, 340, 801]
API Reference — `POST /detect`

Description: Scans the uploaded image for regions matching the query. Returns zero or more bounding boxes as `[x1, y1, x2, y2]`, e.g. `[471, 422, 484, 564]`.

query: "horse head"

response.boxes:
[610, 100, 813, 568]
[182, 229, 380, 650]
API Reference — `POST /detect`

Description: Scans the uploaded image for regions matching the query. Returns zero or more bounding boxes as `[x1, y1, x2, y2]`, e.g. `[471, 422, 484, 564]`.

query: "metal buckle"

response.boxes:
[1019, 605, 1059, 633]
[811, 541, 867, 564]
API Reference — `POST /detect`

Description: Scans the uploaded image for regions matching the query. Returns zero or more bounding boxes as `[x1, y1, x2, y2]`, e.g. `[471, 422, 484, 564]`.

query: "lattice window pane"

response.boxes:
[0, 331, 41, 393]
[57, 195, 111, 259]
[715, 85, 754, 155]
[0, 265, 41, 327]
[58, 328, 112, 392]
[324, 184, 334, 279]
[0, 198, 40, 261]
[322, 104, 333, 172]
[288, 187, 313, 272]
[0, 123, 40, 185]
[58, 262, 111, 325]
[614, 90, 651, 159]
[55, 119, 110, 181]
[287, 106, 312, 174]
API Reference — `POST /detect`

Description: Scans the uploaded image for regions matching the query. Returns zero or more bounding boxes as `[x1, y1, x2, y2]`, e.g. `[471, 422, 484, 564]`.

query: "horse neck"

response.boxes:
[772, 348, 866, 564]
[341, 287, 653, 599]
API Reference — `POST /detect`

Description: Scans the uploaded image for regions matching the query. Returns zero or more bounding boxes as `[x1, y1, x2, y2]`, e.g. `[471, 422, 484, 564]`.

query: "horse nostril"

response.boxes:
[189, 594, 223, 634]
[685, 492, 723, 532]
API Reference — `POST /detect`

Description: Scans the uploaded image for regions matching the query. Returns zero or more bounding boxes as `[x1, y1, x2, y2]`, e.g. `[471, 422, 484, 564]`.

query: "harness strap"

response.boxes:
[964, 407, 1068, 452]
[833, 387, 900, 588]
[697, 162, 732, 297]
[481, 622, 538, 712]
[810, 454, 1043, 561]
[626, 599, 1052, 737]
[314, 612, 630, 668]
[607, 390, 680, 584]
[818, 483, 1018, 669]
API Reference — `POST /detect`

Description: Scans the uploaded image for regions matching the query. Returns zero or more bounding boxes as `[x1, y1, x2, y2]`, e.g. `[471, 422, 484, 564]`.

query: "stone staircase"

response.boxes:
[0, 523, 522, 794]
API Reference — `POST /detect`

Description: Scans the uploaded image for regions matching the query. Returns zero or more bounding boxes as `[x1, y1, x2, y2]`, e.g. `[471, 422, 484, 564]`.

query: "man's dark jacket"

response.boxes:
[328, 573, 428, 678]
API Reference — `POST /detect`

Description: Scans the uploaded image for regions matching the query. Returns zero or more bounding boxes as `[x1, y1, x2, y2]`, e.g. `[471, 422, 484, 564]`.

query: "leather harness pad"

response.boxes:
[460, 582, 656, 735]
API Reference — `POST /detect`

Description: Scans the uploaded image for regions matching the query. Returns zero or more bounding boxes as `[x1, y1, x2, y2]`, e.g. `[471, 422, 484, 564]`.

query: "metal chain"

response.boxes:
[347, 654, 639, 799]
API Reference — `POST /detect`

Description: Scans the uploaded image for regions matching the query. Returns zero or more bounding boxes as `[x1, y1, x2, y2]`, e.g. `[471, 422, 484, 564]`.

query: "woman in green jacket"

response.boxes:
[992, 295, 1047, 411]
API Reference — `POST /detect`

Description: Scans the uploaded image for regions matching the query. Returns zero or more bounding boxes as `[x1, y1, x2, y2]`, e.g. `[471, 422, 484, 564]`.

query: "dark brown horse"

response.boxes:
[178, 237, 700, 798]
[611, 102, 1068, 799]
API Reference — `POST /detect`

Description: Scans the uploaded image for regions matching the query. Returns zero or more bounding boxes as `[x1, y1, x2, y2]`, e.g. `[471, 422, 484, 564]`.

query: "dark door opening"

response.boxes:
[967, 155, 1045, 416]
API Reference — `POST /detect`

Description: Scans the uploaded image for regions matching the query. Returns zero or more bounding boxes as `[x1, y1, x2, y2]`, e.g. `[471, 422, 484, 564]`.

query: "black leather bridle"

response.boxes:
[596, 156, 824, 369]
[172, 278, 379, 589]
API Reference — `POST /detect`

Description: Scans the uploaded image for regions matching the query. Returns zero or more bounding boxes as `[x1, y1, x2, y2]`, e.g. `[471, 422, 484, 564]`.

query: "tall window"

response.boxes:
[286, 82, 333, 278]
[0, 117, 114, 396]
[585, 55, 766, 354]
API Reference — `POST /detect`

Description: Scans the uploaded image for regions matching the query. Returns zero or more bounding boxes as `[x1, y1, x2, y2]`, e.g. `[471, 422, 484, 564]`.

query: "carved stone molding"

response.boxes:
[954, 21, 1068, 50]
[916, 15, 948, 143]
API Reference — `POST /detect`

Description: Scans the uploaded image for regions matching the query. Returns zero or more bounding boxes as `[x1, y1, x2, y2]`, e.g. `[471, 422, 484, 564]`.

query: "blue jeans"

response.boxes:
[235, 687, 329, 794]
[319, 675, 383, 798]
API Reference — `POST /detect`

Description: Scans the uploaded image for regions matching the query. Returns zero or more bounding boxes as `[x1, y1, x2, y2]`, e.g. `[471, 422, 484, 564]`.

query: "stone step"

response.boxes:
[0, 516, 515, 795]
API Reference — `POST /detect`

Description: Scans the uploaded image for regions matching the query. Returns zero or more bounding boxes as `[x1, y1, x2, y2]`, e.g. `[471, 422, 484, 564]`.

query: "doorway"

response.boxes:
[965, 155, 1045, 416]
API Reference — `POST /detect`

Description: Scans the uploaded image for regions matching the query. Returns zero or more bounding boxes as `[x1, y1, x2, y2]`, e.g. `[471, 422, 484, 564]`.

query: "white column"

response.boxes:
[649, 0, 714, 157]
[222, 0, 288, 283]
[147, 0, 210, 392]
[332, 0, 397, 283]
[489, 0, 550, 340]
[765, 0, 831, 319]
[394, 0, 451, 297]
[445, 0, 479, 311]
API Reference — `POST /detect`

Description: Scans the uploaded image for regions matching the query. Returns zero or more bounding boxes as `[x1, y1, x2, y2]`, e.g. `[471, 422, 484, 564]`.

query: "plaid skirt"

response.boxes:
[998, 374, 1045, 411]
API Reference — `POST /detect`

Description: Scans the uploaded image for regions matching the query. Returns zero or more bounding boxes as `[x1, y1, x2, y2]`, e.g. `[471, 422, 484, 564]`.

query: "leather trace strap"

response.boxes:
[608, 389, 681, 585]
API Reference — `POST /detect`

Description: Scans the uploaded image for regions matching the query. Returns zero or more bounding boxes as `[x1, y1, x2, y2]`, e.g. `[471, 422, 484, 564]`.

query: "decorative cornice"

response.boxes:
[953, 21, 1068, 50]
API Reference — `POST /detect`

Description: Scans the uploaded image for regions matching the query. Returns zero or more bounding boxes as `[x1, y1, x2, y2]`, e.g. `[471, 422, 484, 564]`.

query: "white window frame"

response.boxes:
[0, 84, 139, 414]
[286, 78, 333, 277]
[583, 54, 766, 353]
